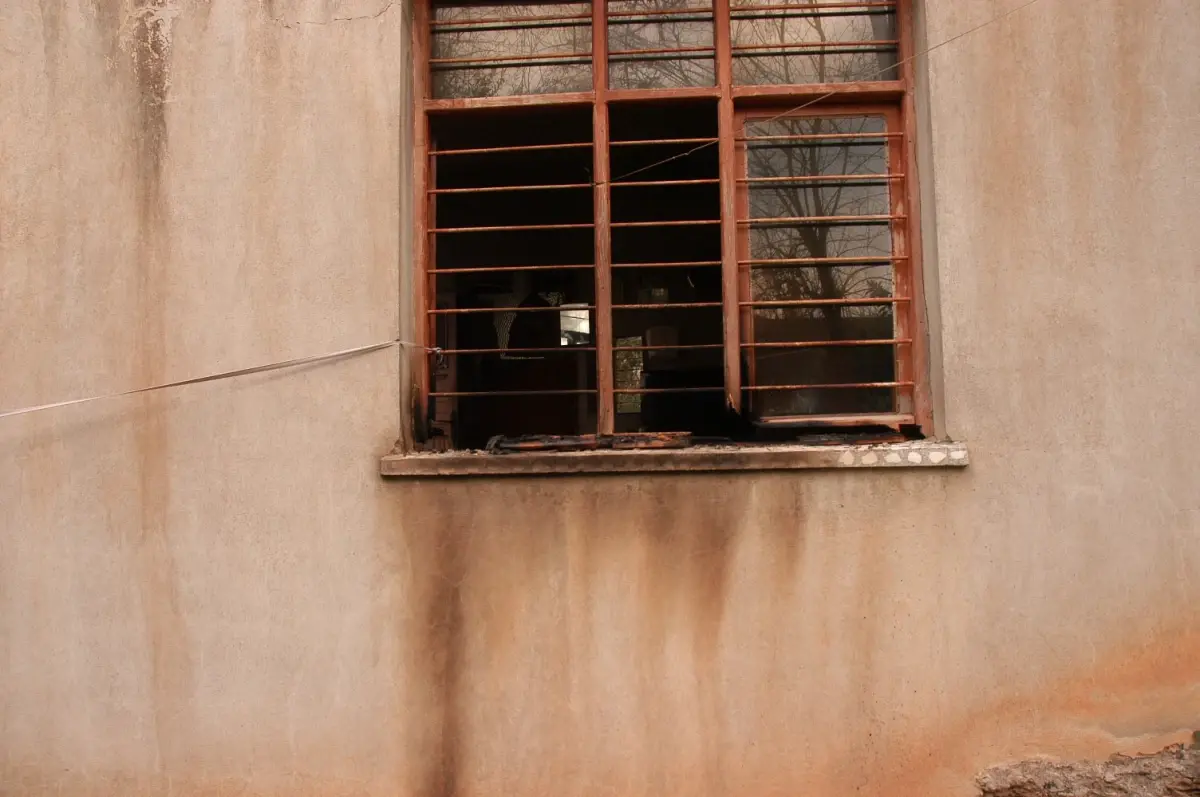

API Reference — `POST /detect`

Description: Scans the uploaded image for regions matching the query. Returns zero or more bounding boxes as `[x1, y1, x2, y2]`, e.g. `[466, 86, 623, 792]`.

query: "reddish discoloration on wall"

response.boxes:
[126, 0, 196, 775]
[393, 474, 1198, 797]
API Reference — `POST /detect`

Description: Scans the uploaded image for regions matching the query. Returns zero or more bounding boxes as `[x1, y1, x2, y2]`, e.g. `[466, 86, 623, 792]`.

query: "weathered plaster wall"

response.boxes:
[1, 1, 1198, 797]
[1, 1, 410, 793]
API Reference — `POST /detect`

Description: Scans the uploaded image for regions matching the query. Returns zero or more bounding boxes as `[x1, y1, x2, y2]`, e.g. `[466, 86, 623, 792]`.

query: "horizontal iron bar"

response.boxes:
[742, 338, 910, 349]
[731, 7, 896, 22]
[430, 183, 592, 194]
[734, 48, 899, 60]
[432, 18, 591, 34]
[608, 51, 715, 63]
[611, 178, 720, 187]
[612, 343, 724, 351]
[612, 260, 722, 268]
[732, 39, 898, 53]
[610, 136, 718, 146]
[741, 214, 902, 225]
[607, 46, 714, 58]
[732, 0, 896, 10]
[431, 389, 598, 397]
[429, 305, 597, 315]
[607, 6, 714, 20]
[740, 256, 904, 266]
[434, 56, 593, 71]
[741, 297, 908, 307]
[433, 264, 593, 275]
[613, 301, 723, 309]
[745, 381, 913, 391]
[613, 386, 724, 394]
[738, 131, 901, 142]
[739, 173, 905, 184]
[431, 222, 594, 233]
[434, 346, 598, 355]
[609, 13, 713, 24]
[745, 140, 895, 152]
[431, 141, 592, 157]
[429, 50, 592, 66]
[425, 92, 596, 111]
[432, 10, 591, 27]
[611, 219, 721, 227]
[607, 85, 722, 101]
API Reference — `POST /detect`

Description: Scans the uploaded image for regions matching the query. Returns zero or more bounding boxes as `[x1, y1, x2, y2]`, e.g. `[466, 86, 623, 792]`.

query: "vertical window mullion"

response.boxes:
[593, 0, 615, 434]
[896, 0, 931, 429]
[715, 0, 742, 413]
[414, 0, 433, 437]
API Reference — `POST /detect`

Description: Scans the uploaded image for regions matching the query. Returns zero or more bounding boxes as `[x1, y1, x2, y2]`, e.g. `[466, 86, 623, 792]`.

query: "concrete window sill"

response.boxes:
[380, 440, 969, 478]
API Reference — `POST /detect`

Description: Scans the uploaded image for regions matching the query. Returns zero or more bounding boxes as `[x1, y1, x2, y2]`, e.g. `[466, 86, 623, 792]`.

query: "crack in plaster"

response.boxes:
[269, 1, 401, 28]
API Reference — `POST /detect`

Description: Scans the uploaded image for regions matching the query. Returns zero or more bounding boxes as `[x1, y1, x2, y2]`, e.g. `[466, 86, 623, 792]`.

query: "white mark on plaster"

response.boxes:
[861, 452, 879, 466]
[885, 452, 902, 464]
[839, 451, 855, 466]
[950, 449, 967, 461]
[907, 451, 923, 464]
[929, 451, 947, 464]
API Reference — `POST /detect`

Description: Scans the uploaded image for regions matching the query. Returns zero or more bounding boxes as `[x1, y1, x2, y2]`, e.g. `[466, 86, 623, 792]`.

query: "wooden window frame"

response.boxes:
[409, 0, 933, 448]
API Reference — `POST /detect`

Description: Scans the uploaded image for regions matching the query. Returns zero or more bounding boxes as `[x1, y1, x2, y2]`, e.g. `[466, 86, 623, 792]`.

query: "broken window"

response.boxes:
[414, 0, 927, 451]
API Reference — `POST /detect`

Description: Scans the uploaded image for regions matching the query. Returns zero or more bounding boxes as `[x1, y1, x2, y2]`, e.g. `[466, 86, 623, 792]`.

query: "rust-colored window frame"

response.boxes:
[409, 0, 933, 445]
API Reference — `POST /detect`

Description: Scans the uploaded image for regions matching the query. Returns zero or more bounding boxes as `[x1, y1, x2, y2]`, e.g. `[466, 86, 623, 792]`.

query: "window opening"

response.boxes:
[415, 0, 926, 451]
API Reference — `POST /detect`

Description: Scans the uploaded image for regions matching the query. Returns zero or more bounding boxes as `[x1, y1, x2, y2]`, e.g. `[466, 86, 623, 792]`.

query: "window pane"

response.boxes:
[608, 0, 715, 88]
[746, 115, 892, 261]
[742, 113, 901, 419]
[731, 1, 897, 85]
[750, 307, 896, 416]
[609, 55, 716, 89]
[432, 3, 593, 98]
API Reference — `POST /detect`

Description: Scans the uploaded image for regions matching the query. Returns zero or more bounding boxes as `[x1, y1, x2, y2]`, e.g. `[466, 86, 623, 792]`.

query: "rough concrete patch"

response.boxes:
[978, 742, 1200, 797]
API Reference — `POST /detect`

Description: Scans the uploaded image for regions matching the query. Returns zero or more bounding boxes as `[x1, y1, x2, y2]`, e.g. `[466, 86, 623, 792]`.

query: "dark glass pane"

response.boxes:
[752, 385, 895, 416]
[749, 222, 892, 261]
[746, 115, 892, 261]
[750, 306, 896, 416]
[432, 3, 592, 97]
[745, 115, 889, 181]
[731, 1, 896, 85]
[750, 264, 893, 304]
[750, 305, 894, 344]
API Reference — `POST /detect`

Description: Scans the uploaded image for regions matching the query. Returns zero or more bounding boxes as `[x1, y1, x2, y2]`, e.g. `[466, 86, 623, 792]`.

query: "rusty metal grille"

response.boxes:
[413, 0, 928, 450]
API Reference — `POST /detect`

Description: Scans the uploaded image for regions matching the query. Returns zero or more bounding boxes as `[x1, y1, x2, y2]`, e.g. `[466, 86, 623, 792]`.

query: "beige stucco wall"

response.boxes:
[1, 1, 1198, 796]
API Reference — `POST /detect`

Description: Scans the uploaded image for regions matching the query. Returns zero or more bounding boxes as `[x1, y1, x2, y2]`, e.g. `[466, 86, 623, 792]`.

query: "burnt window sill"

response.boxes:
[379, 440, 969, 478]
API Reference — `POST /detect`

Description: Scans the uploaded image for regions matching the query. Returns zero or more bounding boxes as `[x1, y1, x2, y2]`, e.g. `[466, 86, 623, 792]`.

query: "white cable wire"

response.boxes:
[0, 339, 437, 420]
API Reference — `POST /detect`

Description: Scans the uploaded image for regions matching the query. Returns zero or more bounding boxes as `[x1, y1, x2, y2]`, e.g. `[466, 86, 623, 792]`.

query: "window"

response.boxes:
[412, 0, 929, 451]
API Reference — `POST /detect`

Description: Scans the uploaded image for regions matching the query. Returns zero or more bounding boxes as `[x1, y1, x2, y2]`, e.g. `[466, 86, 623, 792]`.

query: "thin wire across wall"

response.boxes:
[0, 339, 438, 420]
[600, 0, 1048, 185]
